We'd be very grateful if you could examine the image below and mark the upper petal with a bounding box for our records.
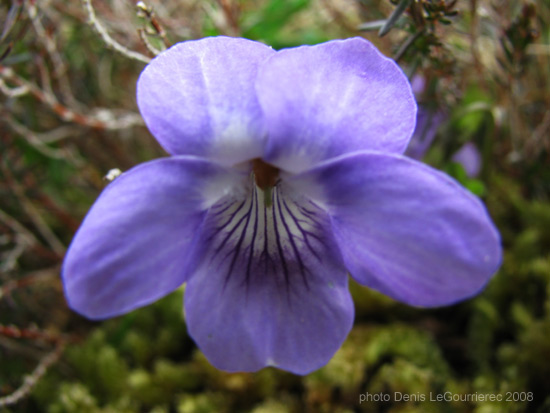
[287,151,502,307]
[256,37,417,173]
[62,157,245,319]
[184,180,353,374]
[137,37,275,165]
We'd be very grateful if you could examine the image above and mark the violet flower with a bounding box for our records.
[405,108,446,160]
[405,75,446,161]
[453,142,482,178]
[62,37,501,375]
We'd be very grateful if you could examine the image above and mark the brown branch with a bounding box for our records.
[0,267,59,300]
[81,0,151,64]
[26,1,80,108]
[1,157,66,257]
[136,1,171,49]
[138,28,162,56]
[0,65,104,128]
[0,325,63,344]
[0,65,144,130]
[0,340,66,407]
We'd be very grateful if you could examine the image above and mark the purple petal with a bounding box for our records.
[256,37,417,172]
[62,157,245,319]
[452,142,482,178]
[288,151,502,307]
[184,181,353,374]
[137,37,274,165]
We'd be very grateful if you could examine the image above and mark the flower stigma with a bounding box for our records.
[252,158,279,207]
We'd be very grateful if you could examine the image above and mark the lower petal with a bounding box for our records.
[62,157,244,319]
[184,181,353,374]
[288,151,502,307]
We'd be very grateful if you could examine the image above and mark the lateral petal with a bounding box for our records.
[288,151,502,307]
[62,157,245,319]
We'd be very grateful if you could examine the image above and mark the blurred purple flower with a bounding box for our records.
[410,74,426,96]
[62,37,501,374]
[406,75,483,175]
[405,108,446,160]
[405,75,446,160]
[453,142,482,177]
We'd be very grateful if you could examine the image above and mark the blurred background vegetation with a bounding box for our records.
[1,0,549,412]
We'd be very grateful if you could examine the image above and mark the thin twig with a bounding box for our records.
[35,53,56,101]
[0,78,29,97]
[1,161,66,256]
[0,65,101,127]
[18,124,80,144]
[394,29,426,62]
[525,109,550,156]
[0,340,66,407]
[82,0,151,64]
[379,0,412,37]
[358,19,388,31]
[0,325,63,343]
[0,234,28,273]
[0,267,58,299]
[26,2,80,108]
[138,28,162,56]
[0,208,39,249]
[136,1,171,49]
[0,335,48,362]
[4,117,71,160]
[0,66,144,130]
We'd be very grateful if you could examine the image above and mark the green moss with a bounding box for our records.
[47,383,98,413]
[250,399,293,413]
[176,393,227,413]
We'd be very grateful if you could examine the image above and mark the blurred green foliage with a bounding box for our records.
[1,0,550,412]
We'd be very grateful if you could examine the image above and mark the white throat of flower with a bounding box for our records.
[199,159,328,294]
